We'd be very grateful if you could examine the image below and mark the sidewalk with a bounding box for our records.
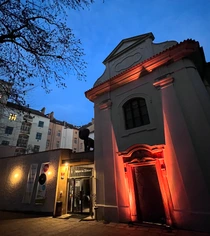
[0,211,209,236]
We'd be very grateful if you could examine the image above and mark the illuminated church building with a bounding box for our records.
[85,33,210,231]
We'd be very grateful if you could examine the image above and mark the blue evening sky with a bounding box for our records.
[26,0,210,126]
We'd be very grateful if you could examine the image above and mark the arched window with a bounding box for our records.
[123,97,150,130]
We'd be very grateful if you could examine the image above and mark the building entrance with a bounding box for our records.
[67,166,92,214]
[68,178,91,213]
[133,164,166,224]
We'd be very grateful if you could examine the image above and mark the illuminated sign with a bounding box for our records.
[70,166,92,178]
[35,162,50,204]
[22,164,38,204]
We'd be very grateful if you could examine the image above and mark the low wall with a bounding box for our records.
[0,150,61,214]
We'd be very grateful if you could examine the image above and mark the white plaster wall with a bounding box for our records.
[109,68,165,152]
[94,99,120,222]
[95,39,153,86]
[0,150,60,213]
[94,39,177,87]
[158,59,210,231]
[60,127,73,149]
[94,62,210,229]
[92,35,210,231]
[170,59,210,191]
[27,115,50,152]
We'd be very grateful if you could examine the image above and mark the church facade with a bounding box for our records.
[85,33,210,232]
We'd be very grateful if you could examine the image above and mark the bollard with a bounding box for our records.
[94,206,98,221]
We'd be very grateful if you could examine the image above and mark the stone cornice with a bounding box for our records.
[85,40,199,102]
[98,99,112,110]
[153,77,174,89]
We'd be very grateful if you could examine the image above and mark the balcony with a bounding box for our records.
[23,115,34,123]
[16,143,27,148]
[20,122,31,135]
[19,129,30,135]
[17,134,29,148]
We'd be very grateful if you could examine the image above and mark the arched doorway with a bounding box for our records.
[120,145,172,225]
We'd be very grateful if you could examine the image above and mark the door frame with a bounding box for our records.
[67,177,92,214]
[125,158,173,225]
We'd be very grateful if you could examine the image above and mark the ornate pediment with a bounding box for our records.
[103,33,154,64]
[118,144,164,164]
[92,34,178,89]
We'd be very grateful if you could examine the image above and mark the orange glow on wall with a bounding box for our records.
[120,144,173,225]
[126,164,137,221]
[9,166,23,187]
[109,125,131,222]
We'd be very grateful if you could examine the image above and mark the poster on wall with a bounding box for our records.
[22,163,38,204]
[35,162,50,205]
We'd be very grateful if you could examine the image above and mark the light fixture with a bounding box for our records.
[14,173,19,178]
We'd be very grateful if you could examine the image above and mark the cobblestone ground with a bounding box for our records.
[0,212,210,236]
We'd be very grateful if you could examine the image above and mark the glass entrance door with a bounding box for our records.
[68,178,91,214]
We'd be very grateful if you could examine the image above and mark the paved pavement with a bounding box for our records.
[0,211,210,236]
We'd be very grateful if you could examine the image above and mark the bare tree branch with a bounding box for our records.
[0,0,100,106]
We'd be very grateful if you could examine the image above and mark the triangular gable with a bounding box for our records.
[103,32,154,64]
[114,40,139,55]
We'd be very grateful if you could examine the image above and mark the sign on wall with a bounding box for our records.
[70,166,92,178]
[22,163,38,204]
[35,162,50,205]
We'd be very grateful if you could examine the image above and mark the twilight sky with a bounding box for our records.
[26,0,210,126]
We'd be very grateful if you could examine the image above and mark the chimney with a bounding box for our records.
[41,107,46,114]
[49,111,54,120]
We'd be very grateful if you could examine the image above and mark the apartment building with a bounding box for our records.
[0,103,23,148]
[60,123,74,149]
[0,79,94,156]
[0,102,50,156]
[45,112,63,150]
[24,107,50,155]
[45,112,80,152]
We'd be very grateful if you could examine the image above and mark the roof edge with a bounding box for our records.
[85,39,199,102]
[102,32,154,64]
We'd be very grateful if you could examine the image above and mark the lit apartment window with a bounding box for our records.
[9,113,17,121]
[1,140,9,145]
[34,145,40,152]
[74,138,77,144]
[56,141,60,148]
[46,140,50,148]
[38,121,44,127]
[48,128,51,135]
[57,130,61,137]
[5,126,13,135]
[36,132,42,140]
